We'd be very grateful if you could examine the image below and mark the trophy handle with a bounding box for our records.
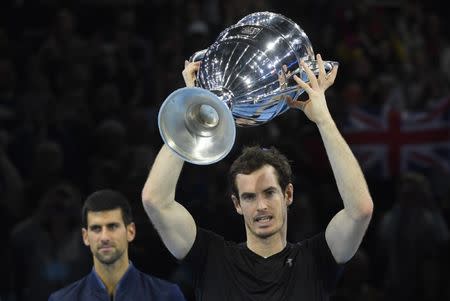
[290,59,339,78]
[189,49,208,63]
[188,49,208,88]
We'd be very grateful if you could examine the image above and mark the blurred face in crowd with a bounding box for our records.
[82,208,135,265]
[232,165,293,241]
[56,9,75,37]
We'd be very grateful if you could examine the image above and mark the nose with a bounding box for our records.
[256,196,268,211]
[99,227,111,243]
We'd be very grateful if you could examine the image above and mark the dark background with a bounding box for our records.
[0,0,449,300]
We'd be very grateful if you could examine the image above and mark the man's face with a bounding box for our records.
[232,165,293,240]
[82,209,135,265]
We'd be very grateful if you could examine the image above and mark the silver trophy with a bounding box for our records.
[158,11,338,165]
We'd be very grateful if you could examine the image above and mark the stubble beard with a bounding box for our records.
[94,247,124,265]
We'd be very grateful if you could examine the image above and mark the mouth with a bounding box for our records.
[254,215,273,224]
[99,246,114,252]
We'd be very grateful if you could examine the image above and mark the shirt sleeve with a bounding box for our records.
[181,227,225,283]
[307,232,345,293]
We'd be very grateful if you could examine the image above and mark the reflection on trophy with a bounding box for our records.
[158,11,338,165]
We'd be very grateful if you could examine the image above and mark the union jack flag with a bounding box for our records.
[341,97,450,179]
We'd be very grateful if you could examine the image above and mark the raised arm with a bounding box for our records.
[292,55,373,264]
[141,61,201,260]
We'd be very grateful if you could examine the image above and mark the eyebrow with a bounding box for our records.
[240,192,256,199]
[240,186,278,198]
[89,222,120,229]
[263,186,278,193]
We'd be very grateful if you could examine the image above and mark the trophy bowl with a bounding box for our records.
[158,11,338,165]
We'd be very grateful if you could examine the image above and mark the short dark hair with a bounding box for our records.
[229,145,292,198]
[81,189,133,228]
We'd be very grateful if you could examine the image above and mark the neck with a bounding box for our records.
[246,226,287,258]
[94,253,130,296]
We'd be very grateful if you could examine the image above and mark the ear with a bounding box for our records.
[127,222,136,242]
[285,183,294,206]
[82,228,90,246]
[232,195,243,215]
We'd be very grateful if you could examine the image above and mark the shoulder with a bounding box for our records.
[186,227,238,258]
[197,227,225,241]
[48,277,88,301]
[293,232,344,272]
[196,227,239,248]
[180,227,240,277]
[294,232,327,249]
[139,270,176,287]
[136,270,183,294]
[289,232,333,260]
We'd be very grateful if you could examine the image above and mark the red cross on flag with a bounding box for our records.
[342,97,450,178]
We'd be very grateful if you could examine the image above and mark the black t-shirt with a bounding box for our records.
[182,228,344,301]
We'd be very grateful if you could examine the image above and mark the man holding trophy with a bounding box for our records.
[142,12,373,300]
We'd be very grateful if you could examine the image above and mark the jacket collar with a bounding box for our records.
[88,261,138,295]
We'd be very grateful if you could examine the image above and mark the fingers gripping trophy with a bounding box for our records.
[158,11,338,165]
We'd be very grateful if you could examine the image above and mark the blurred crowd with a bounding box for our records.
[0,0,449,300]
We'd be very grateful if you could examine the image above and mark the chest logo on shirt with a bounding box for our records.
[286,258,293,267]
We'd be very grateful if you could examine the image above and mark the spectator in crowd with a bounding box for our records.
[10,183,90,301]
[377,172,449,301]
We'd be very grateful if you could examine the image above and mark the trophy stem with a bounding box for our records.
[158,87,236,165]
[185,104,220,137]
[199,104,219,127]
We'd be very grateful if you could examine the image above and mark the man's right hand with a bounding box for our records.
[182,60,201,87]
